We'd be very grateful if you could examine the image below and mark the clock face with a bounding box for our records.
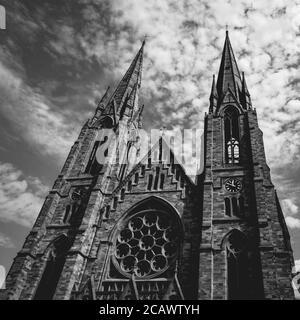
[224,178,242,193]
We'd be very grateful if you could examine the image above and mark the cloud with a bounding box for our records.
[0,232,14,249]
[0,162,47,227]
[0,59,76,161]
[285,216,300,229]
[282,199,299,216]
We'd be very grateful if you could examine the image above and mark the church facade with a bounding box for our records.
[3,32,295,300]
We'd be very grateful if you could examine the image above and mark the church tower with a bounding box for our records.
[198,31,294,299]
[2,32,295,300]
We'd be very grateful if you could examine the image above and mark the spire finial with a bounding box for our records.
[143,34,149,46]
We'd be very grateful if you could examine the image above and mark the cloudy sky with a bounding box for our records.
[0,0,300,284]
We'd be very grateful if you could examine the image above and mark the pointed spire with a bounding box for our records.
[112,40,144,111]
[100,41,144,123]
[209,74,218,113]
[241,71,252,109]
[216,31,242,102]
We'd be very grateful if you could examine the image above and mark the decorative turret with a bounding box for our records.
[241,72,252,110]
[209,74,218,114]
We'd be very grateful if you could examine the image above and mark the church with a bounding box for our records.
[2,32,295,300]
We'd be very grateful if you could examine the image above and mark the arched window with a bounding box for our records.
[224,106,240,164]
[101,197,184,300]
[224,197,243,218]
[34,236,71,300]
[224,230,249,300]
[112,198,183,280]
[100,116,113,129]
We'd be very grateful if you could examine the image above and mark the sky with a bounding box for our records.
[0,0,300,288]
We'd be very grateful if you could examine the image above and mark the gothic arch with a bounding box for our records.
[220,228,248,250]
[219,104,242,117]
[110,196,183,235]
[222,105,241,164]
[101,116,114,128]
[42,233,70,255]
[34,234,71,300]
[221,229,250,300]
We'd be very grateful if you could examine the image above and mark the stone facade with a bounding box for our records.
[2,33,295,300]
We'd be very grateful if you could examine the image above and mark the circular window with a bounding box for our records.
[113,209,181,279]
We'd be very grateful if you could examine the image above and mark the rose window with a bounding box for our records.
[113,210,181,278]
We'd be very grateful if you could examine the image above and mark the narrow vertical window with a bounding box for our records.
[141,165,145,176]
[175,168,180,181]
[171,161,175,174]
[170,152,174,167]
[147,174,153,190]
[86,141,100,173]
[160,174,165,190]
[63,205,71,223]
[239,197,245,216]
[104,205,110,219]
[113,197,118,210]
[120,188,125,201]
[134,172,139,184]
[153,167,160,190]
[180,176,184,189]
[170,137,175,167]
[147,156,151,168]
[225,198,231,217]
[232,197,238,217]
[159,137,163,163]
[127,180,132,192]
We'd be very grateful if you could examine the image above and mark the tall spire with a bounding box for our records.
[101,41,145,120]
[216,31,242,101]
[111,40,144,112]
